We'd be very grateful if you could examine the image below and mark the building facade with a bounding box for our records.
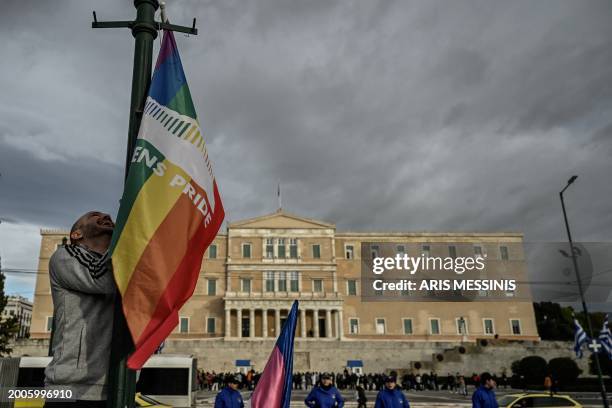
[2,295,33,339]
[30,210,539,371]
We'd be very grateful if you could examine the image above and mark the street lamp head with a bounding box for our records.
[560,175,578,194]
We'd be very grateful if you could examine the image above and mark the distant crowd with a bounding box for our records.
[210,370,504,408]
[196,368,511,393]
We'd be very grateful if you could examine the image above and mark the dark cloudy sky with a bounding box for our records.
[1,0,612,300]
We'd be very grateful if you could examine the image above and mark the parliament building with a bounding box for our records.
[30,210,539,373]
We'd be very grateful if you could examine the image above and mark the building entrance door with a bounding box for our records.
[242,317,250,337]
[318,317,326,338]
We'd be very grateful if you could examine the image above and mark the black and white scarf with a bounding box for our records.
[64,244,110,279]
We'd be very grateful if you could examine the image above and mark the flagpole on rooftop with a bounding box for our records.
[278,182,282,211]
[92,2,198,407]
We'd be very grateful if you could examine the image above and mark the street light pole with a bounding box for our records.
[559,175,609,408]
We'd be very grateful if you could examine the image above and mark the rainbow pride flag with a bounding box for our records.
[251,301,298,408]
[110,30,224,369]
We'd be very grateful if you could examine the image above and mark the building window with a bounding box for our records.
[289,272,299,292]
[349,318,359,334]
[396,245,406,255]
[474,245,483,256]
[371,245,379,258]
[403,318,413,335]
[208,244,217,259]
[313,279,323,293]
[46,316,53,332]
[179,317,189,333]
[207,279,217,296]
[345,245,354,259]
[422,245,430,256]
[289,239,298,258]
[265,272,275,292]
[277,238,286,258]
[449,245,457,258]
[500,246,509,261]
[312,244,321,259]
[483,319,495,335]
[347,280,357,296]
[242,243,252,259]
[375,318,386,334]
[278,271,287,292]
[456,317,469,335]
[429,318,441,335]
[207,317,216,334]
[265,239,274,258]
[510,319,522,335]
[241,278,251,293]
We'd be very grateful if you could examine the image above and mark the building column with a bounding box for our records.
[300,308,306,338]
[326,309,332,338]
[313,309,320,338]
[337,309,344,339]
[332,270,338,293]
[275,308,281,336]
[237,308,242,338]
[225,308,231,337]
[262,309,268,338]
[249,309,255,338]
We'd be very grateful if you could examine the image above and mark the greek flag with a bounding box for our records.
[597,314,612,359]
[574,319,589,358]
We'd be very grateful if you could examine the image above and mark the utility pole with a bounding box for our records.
[92,2,197,407]
[560,175,609,408]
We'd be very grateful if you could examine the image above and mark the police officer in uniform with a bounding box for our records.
[374,375,410,408]
[305,373,345,407]
[214,375,244,408]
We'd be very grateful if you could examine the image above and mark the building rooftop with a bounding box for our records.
[40,210,523,237]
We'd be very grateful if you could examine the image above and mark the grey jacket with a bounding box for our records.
[44,244,116,400]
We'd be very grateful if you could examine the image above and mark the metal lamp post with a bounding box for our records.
[559,175,609,408]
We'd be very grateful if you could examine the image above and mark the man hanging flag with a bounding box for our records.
[110,30,224,369]
[573,317,589,358]
[251,301,299,408]
[598,314,612,359]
